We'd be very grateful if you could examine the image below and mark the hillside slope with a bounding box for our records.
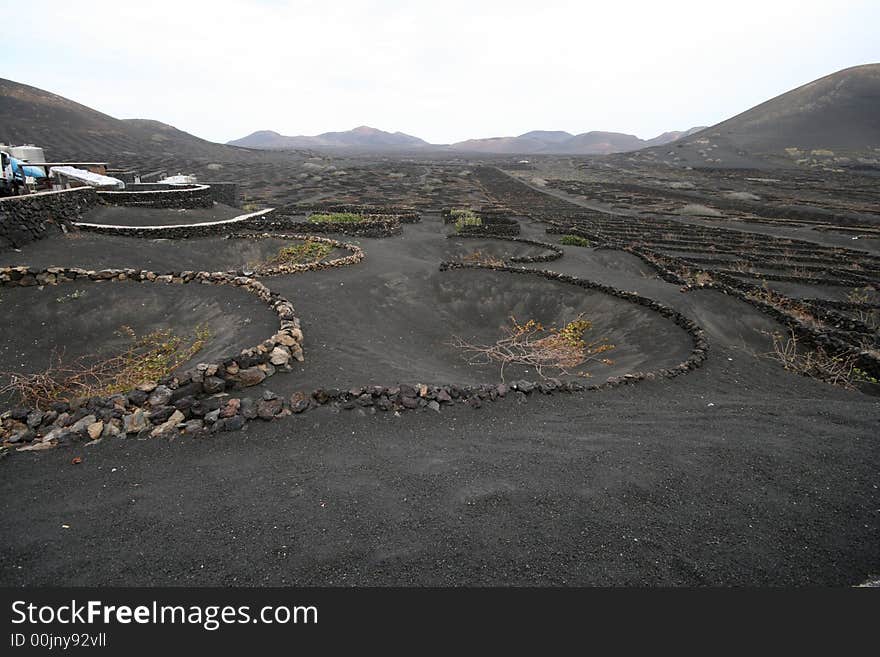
[0,78,249,162]
[630,64,880,168]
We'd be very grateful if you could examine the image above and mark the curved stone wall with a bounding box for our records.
[97,183,214,209]
[223,233,365,276]
[0,188,100,250]
[448,234,563,263]
[2,215,714,452]
[0,235,365,447]
[296,203,421,223]
[75,208,276,237]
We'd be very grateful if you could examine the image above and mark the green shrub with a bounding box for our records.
[452,209,482,231]
[308,212,368,224]
[559,235,591,247]
[250,241,333,272]
[853,367,879,384]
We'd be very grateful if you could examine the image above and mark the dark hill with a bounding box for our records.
[706,63,880,153]
[0,78,249,162]
[553,131,644,154]
[630,64,880,168]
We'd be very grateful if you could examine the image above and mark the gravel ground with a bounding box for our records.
[0,199,877,587]
[81,203,244,227]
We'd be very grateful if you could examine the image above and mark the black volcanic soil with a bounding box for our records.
[267,221,693,393]
[442,235,553,262]
[0,280,277,399]
[1,156,878,587]
[0,231,341,273]
[0,355,876,586]
[81,204,245,227]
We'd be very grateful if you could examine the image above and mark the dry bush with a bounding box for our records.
[747,285,820,327]
[763,329,873,389]
[676,267,713,287]
[846,285,880,305]
[788,265,813,279]
[728,260,753,274]
[691,271,714,287]
[857,308,880,331]
[0,325,211,409]
[452,314,615,381]
[847,287,880,330]
[460,250,505,267]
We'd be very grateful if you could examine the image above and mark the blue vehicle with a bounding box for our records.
[0,149,17,196]
[1,151,46,196]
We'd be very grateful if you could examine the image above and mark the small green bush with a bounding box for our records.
[257,241,333,269]
[452,209,482,231]
[559,235,591,247]
[56,289,87,303]
[853,367,879,384]
[308,212,368,224]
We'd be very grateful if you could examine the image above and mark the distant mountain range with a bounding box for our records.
[449,128,705,154]
[2,63,878,166]
[228,125,430,150]
[228,125,706,154]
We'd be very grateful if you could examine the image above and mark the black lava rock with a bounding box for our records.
[202,376,226,394]
[127,389,149,406]
[173,396,196,412]
[171,382,203,402]
[219,415,246,432]
[257,398,283,420]
[240,397,258,420]
[148,406,177,424]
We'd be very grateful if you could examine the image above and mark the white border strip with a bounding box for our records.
[74,207,275,230]
[96,183,211,195]
[0,187,95,202]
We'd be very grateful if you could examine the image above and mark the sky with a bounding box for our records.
[1,0,878,144]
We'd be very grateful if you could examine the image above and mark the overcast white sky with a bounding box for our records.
[2,0,878,144]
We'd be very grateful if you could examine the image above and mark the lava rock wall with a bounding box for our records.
[204,182,240,208]
[0,188,100,251]
[97,184,214,209]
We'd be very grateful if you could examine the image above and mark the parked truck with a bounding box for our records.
[0,144,47,196]
[0,147,20,196]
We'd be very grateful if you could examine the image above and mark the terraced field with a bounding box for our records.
[1,157,878,587]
